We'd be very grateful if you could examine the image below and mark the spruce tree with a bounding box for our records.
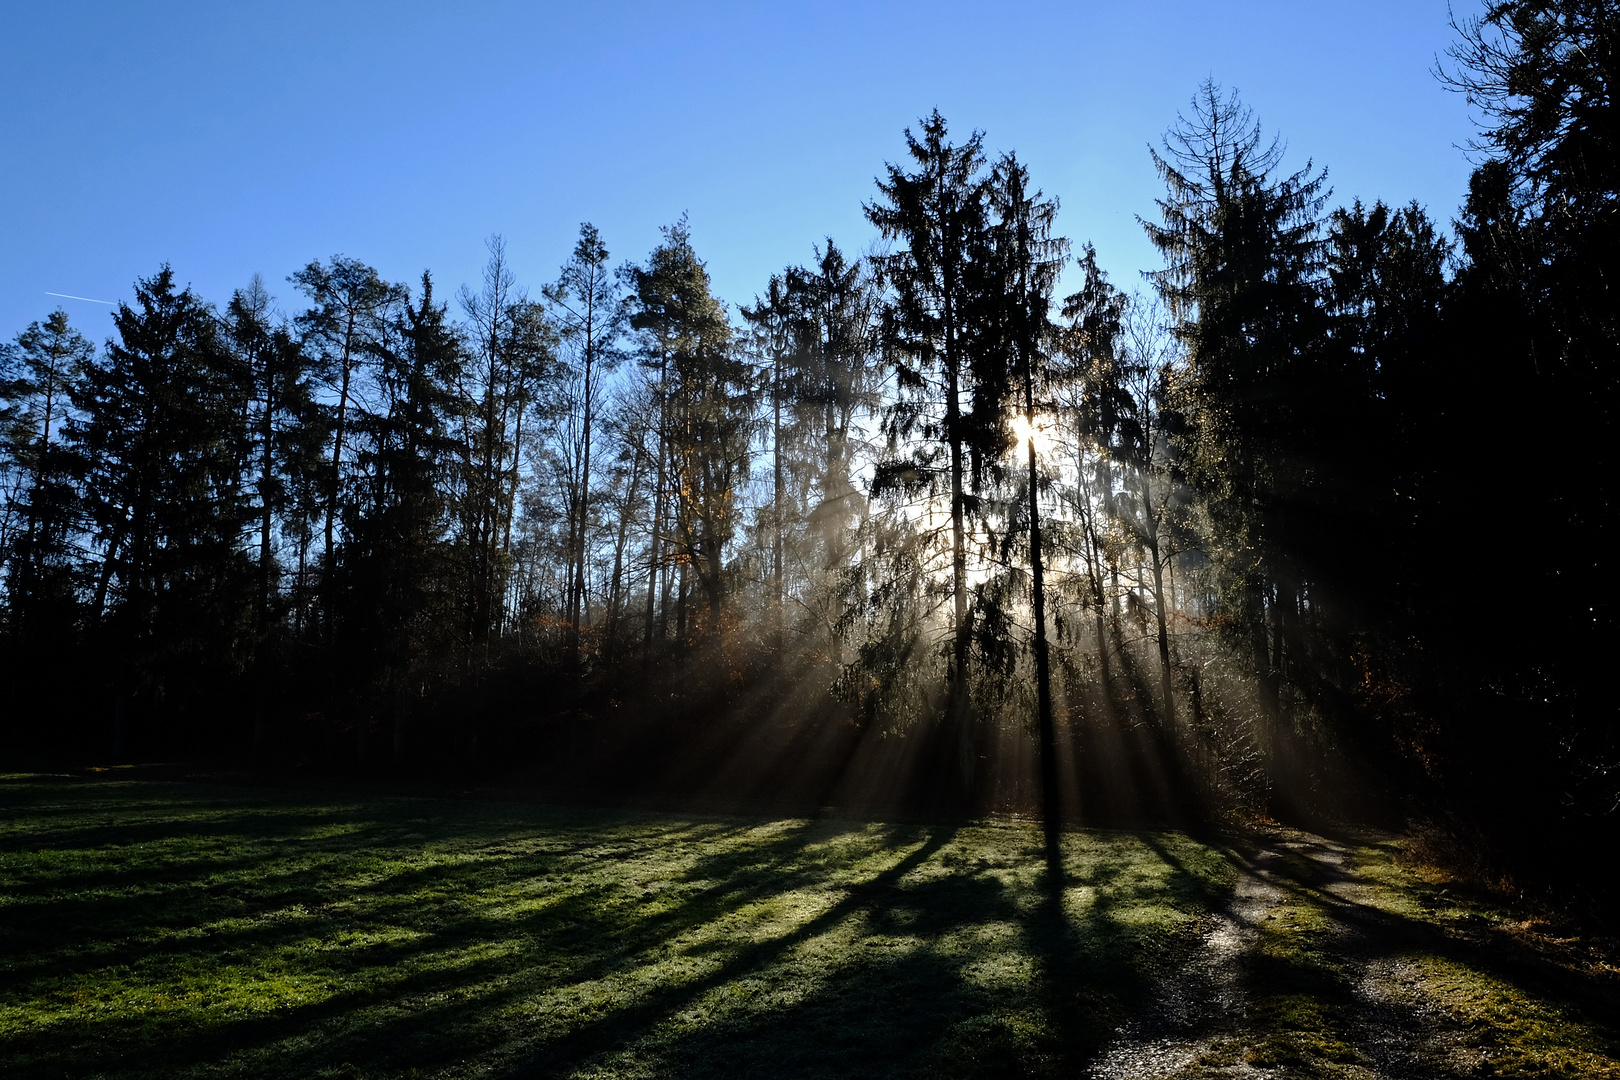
[75,267,254,749]
[1143,82,1329,721]
[628,219,748,640]
[2,311,92,641]
[332,272,462,756]
[741,240,880,648]
[865,112,997,800]
[224,277,322,641]
[983,153,1068,818]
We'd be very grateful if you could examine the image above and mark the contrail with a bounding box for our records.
[45,291,115,305]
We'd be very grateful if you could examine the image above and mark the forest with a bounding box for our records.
[0,2,1614,917]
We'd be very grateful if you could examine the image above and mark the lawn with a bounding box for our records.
[6,772,1615,1078]
[0,771,1232,1079]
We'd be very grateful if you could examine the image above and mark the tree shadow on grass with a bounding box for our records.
[501,826,958,1079]
[2,779,1244,1080]
[3,792,898,1077]
[1236,832,1620,1023]
[1207,832,1620,1076]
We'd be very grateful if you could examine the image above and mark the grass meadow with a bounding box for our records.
[0,771,1231,1078]
[3,771,1616,1078]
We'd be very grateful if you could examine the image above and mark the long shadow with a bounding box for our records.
[3,800,817,1015]
[1137,830,1245,911]
[3,798,943,1080]
[33,780,1593,1080]
[502,825,957,1077]
[0,798,640,969]
[1030,793,1090,1071]
[595,869,1021,1079]
[1219,831,1620,1072]
[4,812,836,993]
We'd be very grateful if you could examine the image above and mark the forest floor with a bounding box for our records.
[1,770,1617,1079]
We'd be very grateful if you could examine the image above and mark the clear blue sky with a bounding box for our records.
[1,1,1481,343]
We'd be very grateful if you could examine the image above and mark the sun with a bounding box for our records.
[1011,412,1054,458]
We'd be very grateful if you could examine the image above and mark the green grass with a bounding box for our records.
[1214,833,1620,1079]
[1349,837,1620,1078]
[0,772,1234,1079]
[12,774,1613,1079]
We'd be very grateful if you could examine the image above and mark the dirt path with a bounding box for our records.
[1089,844,1289,1079]
[1087,830,1619,1079]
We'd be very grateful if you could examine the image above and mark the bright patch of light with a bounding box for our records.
[1011,413,1054,458]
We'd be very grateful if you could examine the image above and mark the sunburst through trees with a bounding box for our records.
[3,6,1617,910]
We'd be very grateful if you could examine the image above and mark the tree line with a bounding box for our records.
[2,0,1613,901]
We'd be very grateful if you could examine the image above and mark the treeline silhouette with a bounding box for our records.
[1,4,1613,905]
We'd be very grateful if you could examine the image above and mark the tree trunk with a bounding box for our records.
[1085,507,1113,692]
[322,313,357,633]
[946,339,973,801]
[645,352,669,654]
[772,350,784,643]
[676,559,689,644]
[1149,536,1174,727]
[1139,469,1174,727]
[259,361,277,633]
[1025,371,1059,828]
[570,319,596,671]
[607,444,643,651]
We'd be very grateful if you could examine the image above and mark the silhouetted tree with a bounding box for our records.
[75,267,254,750]
[983,153,1068,815]
[332,272,464,759]
[866,111,998,797]
[545,224,626,668]
[457,236,555,650]
[2,311,92,641]
[224,277,323,641]
[1059,247,1130,696]
[290,256,405,635]
[1425,0,1620,858]
[1144,81,1329,723]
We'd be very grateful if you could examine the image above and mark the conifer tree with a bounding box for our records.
[75,267,254,746]
[628,219,748,641]
[1143,82,1329,719]
[224,277,322,639]
[741,240,880,647]
[740,273,796,632]
[983,153,1068,815]
[865,112,997,798]
[333,271,462,747]
[2,311,92,640]
[791,243,882,576]
[1060,249,1130,696]
[1112,294,1189,727]
[1430,0,1619,841]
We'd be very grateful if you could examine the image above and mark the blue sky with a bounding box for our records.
[1,1,1481,343]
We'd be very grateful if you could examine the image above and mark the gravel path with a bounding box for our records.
[1087,831,1484,1080]
[1088,845,1286,1079]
